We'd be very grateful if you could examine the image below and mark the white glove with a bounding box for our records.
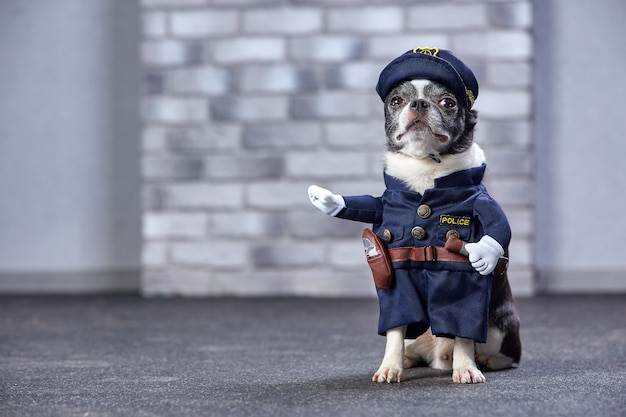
[307,185,345,216]
[464,235,505,276]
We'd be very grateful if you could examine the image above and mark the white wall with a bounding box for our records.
[0,0,141,291]
[534,0,626,291]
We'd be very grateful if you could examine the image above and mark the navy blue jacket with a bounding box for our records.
[338,164,510,259]
[336,164,511,341]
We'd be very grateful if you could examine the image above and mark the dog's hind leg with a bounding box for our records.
[404,328,436,368]
[373,325,406,383]
[475,327,515,371]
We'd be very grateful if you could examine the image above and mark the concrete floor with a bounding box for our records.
[1,294,625,417]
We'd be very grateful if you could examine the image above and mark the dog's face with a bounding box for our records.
[384,80,477,162]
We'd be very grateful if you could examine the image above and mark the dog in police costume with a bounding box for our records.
[308,47,521,384]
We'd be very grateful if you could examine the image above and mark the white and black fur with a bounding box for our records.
[372,79,521,384]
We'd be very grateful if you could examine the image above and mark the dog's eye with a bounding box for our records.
[440,97,457,109]
[390,96,405,107]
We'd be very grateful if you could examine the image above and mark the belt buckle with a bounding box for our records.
[423,246,437,262]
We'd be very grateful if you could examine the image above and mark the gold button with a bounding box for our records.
[381,229,392,242]
[411,226,426,240]
[446,229,460,240]
[417,204,432,219]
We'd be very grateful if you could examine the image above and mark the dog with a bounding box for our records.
[308,48,521,384]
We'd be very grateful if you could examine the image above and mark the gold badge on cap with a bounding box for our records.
[413,47,440,56]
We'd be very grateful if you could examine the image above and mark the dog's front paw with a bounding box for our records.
[373,362,404,383]
[452,365,485,384]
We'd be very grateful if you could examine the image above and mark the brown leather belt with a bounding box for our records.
[387,245,508,275]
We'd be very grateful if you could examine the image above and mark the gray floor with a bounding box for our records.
[1,294,625,417]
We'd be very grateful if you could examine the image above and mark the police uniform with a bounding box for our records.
[337,164,511,343]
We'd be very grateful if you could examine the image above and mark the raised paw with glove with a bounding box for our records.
[307,185,346,217]
[463,235,505,276]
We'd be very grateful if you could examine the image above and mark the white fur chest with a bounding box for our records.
[383,143,486,194]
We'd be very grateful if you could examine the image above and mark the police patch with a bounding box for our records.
[440,215,470,227]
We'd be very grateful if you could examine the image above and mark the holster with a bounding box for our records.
[362,228,394,289]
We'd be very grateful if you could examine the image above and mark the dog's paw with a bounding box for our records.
[452,365,486,384]
[373,363,404,383]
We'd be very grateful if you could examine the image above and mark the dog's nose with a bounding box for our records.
[410,99,429,110]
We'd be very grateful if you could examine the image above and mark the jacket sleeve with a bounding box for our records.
[473,192,511,250]
[336,195,384,225]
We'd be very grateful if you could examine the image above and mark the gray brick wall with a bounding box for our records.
[140,0,535,297]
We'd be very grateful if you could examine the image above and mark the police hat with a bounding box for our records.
[375,47,479,109]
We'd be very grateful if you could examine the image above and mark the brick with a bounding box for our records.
[142,126,168,153]
[291,0,362,4]
[186,43,206,65]
[141,0,207,6]
[507,267,534,297]
[487,61,531,88]
[475,89,531,118]
[290,36,365,62]
[327,179,386,198]
[211,270,316,296]
[163,183,243,209]
[143,269,215,298]
[142,185,165,210]
[143,212,208,239]
[171,241,247,269]
[453,31,532,59]
[290,92,372,119]
[252,243,325,268]
[142,97,208,123]
[289,269,375,297]
[366,152,386,178]
[213,212,284,238]
[327,7,403,33]
[213,38,286,63]
[369,35,450,59]
[407,4,488,31]
[325,62,382,91]
[169,66,232,95]
[206,155,284,180]
[324,121,385,149]
[211,96,288,122]
[508,237,533,267]
[477,120,531,147]
[167,125,242,153]
[243,123,321,150]
[287,211,364,239]
[142,156,205,180]
[243,8,322,34]
[142,11,167,37]
[286,152,369,179]
[485,148,532,176]
[247,181,314,209]
[143,71,165,94]
[142,241,168,267]
[484,178,532,207]
[171,10,238,37]
[488,2,533,29]
[141,270,172,297]
[213,0,281,5]
[463,59,487,87]
[505,208,533,237]
[141,40,199,66]
[329,240,366,269]
[239,65,317,93]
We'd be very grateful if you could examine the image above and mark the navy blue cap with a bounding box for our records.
[376,47,479,108]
